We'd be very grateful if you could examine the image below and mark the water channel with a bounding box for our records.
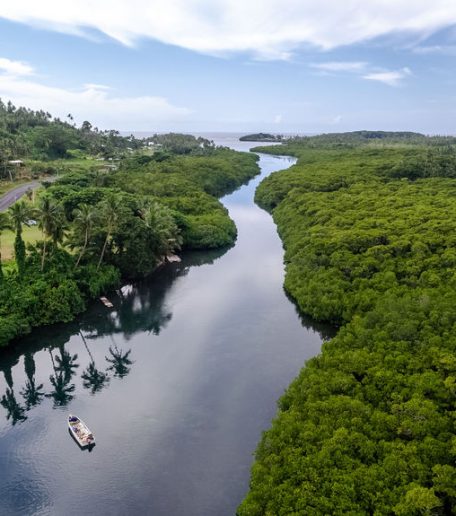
[0,136,332,515]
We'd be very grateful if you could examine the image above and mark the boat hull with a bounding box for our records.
[68,415,95,448]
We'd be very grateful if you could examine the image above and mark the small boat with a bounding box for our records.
[166,254,181,263]
[68,414,95,448]
[100,296,114,308]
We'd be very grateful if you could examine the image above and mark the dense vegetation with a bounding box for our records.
[240,132,456,515]
[240,133,284,142]
[0,98,142,167]
[0,101,259,348]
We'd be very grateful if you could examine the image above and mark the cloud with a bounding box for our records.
[0,57,34,76]
[0,63,191,130]
[311,61,367,72]
[412,45,456,55]
[1,1,456,59]
[363,67,412,86]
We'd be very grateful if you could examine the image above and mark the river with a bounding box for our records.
[0,135,332,516]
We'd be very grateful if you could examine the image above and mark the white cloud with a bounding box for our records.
[1,1,456,59]
[0,57,34,76]
[0,66,191,130]
[363,67,412,86]
[412,45,456,55]
[311,61,367,72]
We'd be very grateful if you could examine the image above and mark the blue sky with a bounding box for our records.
[0,1,456,133]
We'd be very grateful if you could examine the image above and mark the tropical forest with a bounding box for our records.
[0,99,259,346]
[239,132,456,515]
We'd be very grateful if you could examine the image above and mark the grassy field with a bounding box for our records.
[0,225,42,260]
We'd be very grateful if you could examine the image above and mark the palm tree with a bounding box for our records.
[97,196,119,270]
[72,204,98,267]
[35,197,65,271]
[8,201,32,275]
[141,201,182,259]
[0,212,12,281]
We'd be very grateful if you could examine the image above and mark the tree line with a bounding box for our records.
[0,103,260,347]
[240,133,456,515]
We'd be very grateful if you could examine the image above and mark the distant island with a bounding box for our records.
[239,133,284,142]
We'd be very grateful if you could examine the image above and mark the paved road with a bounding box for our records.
[0,177,58,212]
[0,181,39,212]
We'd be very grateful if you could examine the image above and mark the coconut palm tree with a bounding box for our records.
[0,212,12,281]
[35,197,65,271]
[72,204,98,267]
[97,196,119,270]
[140,201,182,259]
[8,201,32,275]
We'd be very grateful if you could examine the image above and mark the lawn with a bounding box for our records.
[1,225,42,260]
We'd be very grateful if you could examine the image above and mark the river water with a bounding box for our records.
[0,136,331,516]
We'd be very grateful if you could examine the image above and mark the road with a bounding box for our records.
[0,178,58,212]
[0,181,39,212]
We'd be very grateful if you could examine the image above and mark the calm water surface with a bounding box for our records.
[0,136,332,515]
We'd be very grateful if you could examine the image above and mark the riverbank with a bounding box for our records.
[0,146,328,516]
[0,145,260,348]
[239,133,456,514]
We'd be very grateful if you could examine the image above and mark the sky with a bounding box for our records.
[0,1,456,134]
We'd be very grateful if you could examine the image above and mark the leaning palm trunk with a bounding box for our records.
[97,232,110,270]
[41,237,47,272]
[75,228,89,268]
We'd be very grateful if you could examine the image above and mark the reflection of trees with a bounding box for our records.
[54,346,79,382]
[106,343,133,378]
[20,352,45,409]
[1,359,27,424]
[285,291,338,342]
[80,331,109,394]
[1,389,26,425]
[0,246,230,423]
[47,349,75,407]
[82,248,229,341]
[82,363,109,393]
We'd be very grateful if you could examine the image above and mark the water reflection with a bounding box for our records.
[105,343,133,379]
[1,388,26,425]
[1,356,27,425]
[0,247,230,426]
[0,150,335,516]
[80,331,110,394]
[20,352,45,409]
[48,348,76,407]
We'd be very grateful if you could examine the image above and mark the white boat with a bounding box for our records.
[68,414,95,448]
